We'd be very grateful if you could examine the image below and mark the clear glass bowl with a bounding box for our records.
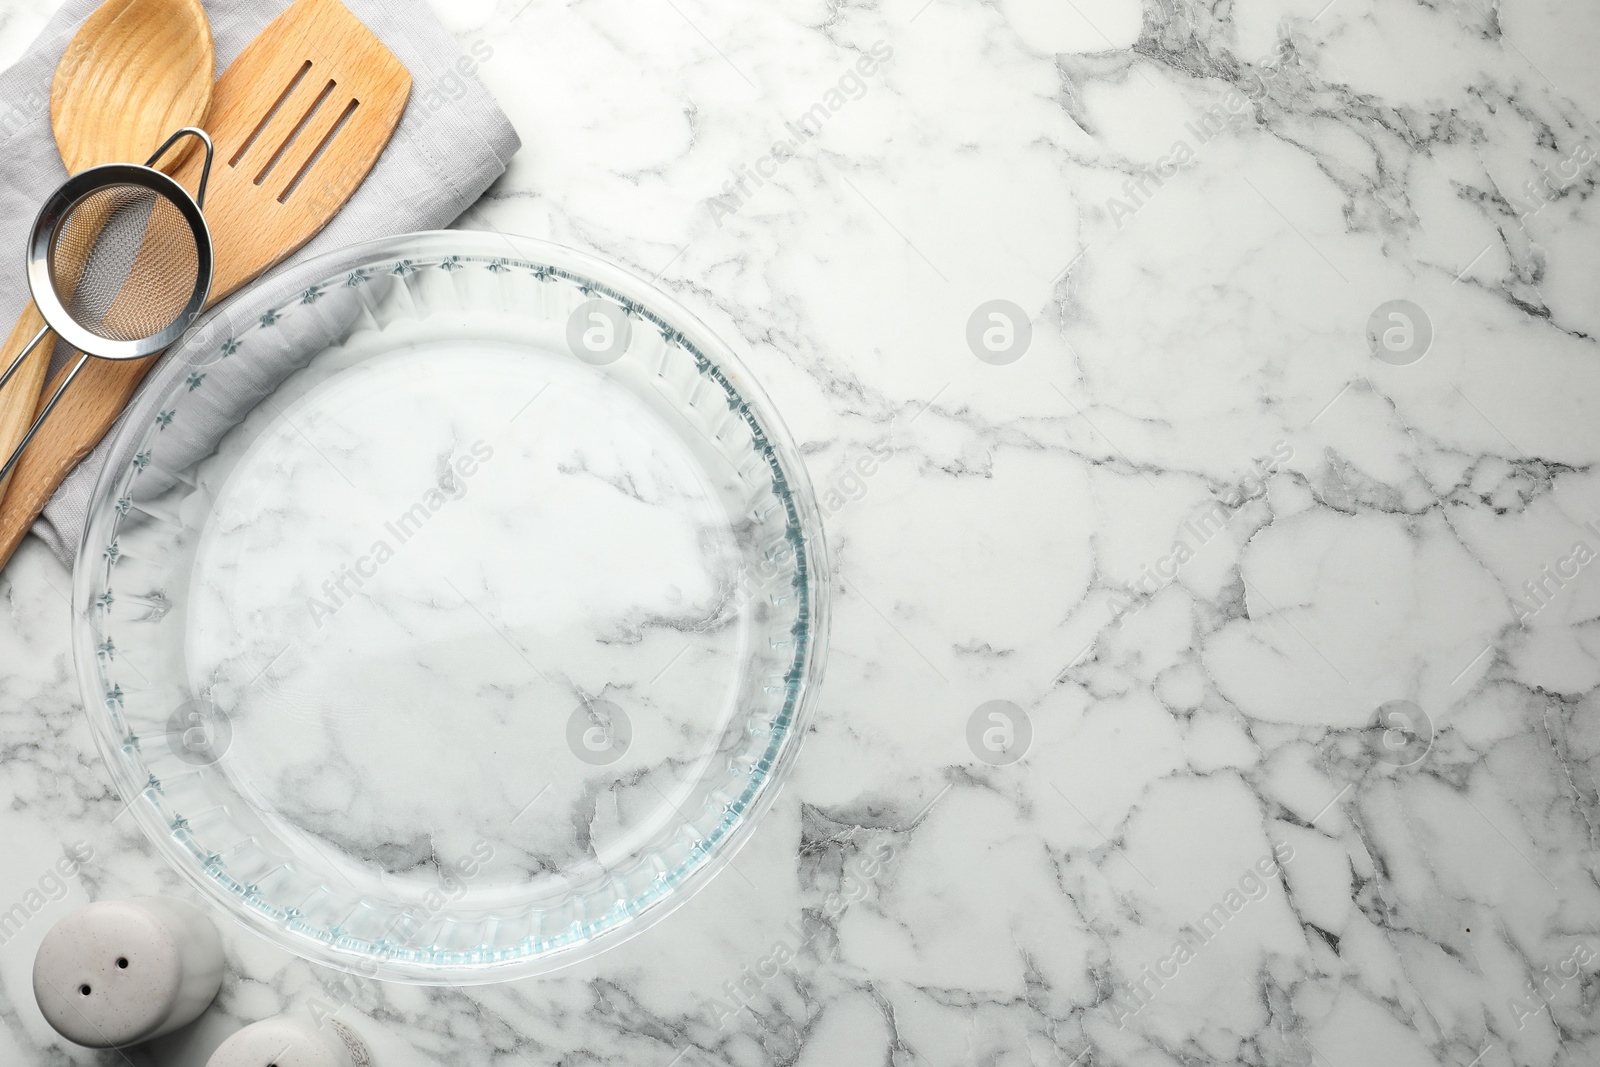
[73,232,828,983]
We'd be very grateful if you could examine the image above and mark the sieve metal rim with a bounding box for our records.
[26,162,213,361]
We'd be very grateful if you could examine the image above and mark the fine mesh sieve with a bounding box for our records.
[0,127,214,483]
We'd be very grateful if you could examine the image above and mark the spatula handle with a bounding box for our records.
[0,352,154,568]
[0,303,54,503]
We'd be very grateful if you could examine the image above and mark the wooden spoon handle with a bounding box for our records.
[0,351,153,566]
[0,303,53,502]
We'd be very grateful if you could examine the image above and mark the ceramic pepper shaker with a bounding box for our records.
[33,896,224,1047]
[207,1014,371,1067]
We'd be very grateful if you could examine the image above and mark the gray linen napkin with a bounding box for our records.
[0,0,520,563]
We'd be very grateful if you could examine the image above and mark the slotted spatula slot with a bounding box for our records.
[255,78,337,187]
[230,59,311,167]
[278,97,360,204]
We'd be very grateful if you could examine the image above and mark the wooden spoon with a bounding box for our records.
[0,0,411,569]
[0,0,213,499]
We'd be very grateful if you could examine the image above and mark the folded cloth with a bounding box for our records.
[0,0,520,563]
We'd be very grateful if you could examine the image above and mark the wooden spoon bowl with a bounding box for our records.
[51,0,215,174]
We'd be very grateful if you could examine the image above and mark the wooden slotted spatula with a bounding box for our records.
[0,0,410,568]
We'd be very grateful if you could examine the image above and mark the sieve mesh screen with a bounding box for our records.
[50,184,200,343]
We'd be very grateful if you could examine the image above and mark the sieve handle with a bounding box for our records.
[145,126,214,208]
[0,324,48,393]
[0,353,88,487]
[0,305,54,498]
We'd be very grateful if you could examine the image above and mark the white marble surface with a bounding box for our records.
[2,0,1599,1063]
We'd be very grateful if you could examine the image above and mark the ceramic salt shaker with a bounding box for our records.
[33,896,224,1047]
[207,1014,371,1067]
